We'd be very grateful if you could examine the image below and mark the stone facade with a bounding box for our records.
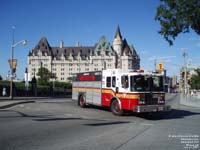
[27,26,140,82]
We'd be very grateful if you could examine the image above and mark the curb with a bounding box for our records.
[0,96,72,101]
[0,101,35,109]
[180,101,200,108]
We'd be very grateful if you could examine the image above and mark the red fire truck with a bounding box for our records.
[72,69,170,115]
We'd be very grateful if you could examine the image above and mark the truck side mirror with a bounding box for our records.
[116,87,119,93]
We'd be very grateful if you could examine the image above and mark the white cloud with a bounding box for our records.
[196,43,200,47]
[139,50,150,56]
[188,37,200,41]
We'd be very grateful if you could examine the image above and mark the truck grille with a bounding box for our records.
[145,93,158,105]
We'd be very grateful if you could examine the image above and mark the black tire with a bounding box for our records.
[110,99,124,116]
[78,94,86,108]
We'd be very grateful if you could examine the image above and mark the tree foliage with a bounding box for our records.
[37,67,51,85]
[54,81,72,89]
[190,68,200,90]
[155,0,200,45]
[67,77,72,82]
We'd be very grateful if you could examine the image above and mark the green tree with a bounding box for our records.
[190,68,200,90]
[155,0,200,45]
[0,75,2,80]
[37,67,51,85]
[67,77,72,82]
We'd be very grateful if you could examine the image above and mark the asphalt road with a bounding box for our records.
[0,94,200,150]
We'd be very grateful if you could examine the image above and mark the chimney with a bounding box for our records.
[60,40,64,48]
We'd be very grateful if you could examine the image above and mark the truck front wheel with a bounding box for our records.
[110,99,124,116]
[78,95,86,108]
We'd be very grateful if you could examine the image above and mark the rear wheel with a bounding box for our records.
[110,99,124,116]
[78,94,86,108]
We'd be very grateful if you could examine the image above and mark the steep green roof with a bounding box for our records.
[94,36,114,55]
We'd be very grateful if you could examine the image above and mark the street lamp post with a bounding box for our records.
[183,51,188,95]
[181,48,188,95]
[10,27,27,99]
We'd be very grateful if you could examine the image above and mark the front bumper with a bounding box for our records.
[133,105,171,113]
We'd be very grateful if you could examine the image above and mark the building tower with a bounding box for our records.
[113,25,123,68]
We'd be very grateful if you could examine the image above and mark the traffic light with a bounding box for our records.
[157,62,163,71]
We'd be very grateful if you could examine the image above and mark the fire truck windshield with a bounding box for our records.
[130,75,164,92]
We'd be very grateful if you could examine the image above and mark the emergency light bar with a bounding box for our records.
[130,69,144,73]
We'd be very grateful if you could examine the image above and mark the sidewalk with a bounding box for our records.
[0,98,35,109]
[1,94,200,109]
[180,94,200,108]
[0,96,51,101]
[0,96,57,109]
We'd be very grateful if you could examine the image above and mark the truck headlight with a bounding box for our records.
[139,94,145,105]
[158,94,165,104]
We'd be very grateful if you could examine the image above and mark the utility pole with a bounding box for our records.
[9,26,27,99]
[10,26,15,99]
[182,50,188,95]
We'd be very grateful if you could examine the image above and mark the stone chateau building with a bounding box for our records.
[27,26,140,82]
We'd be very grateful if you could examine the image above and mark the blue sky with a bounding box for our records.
[0,0,199,80]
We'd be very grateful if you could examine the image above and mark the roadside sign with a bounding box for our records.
[8,59,17,73]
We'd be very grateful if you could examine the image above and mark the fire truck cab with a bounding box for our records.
[72,69,170,115]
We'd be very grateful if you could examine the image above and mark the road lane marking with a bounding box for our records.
[140,123,153,126]
[65,113,73,116]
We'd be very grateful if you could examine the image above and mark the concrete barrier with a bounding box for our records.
[180,94,200,108]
